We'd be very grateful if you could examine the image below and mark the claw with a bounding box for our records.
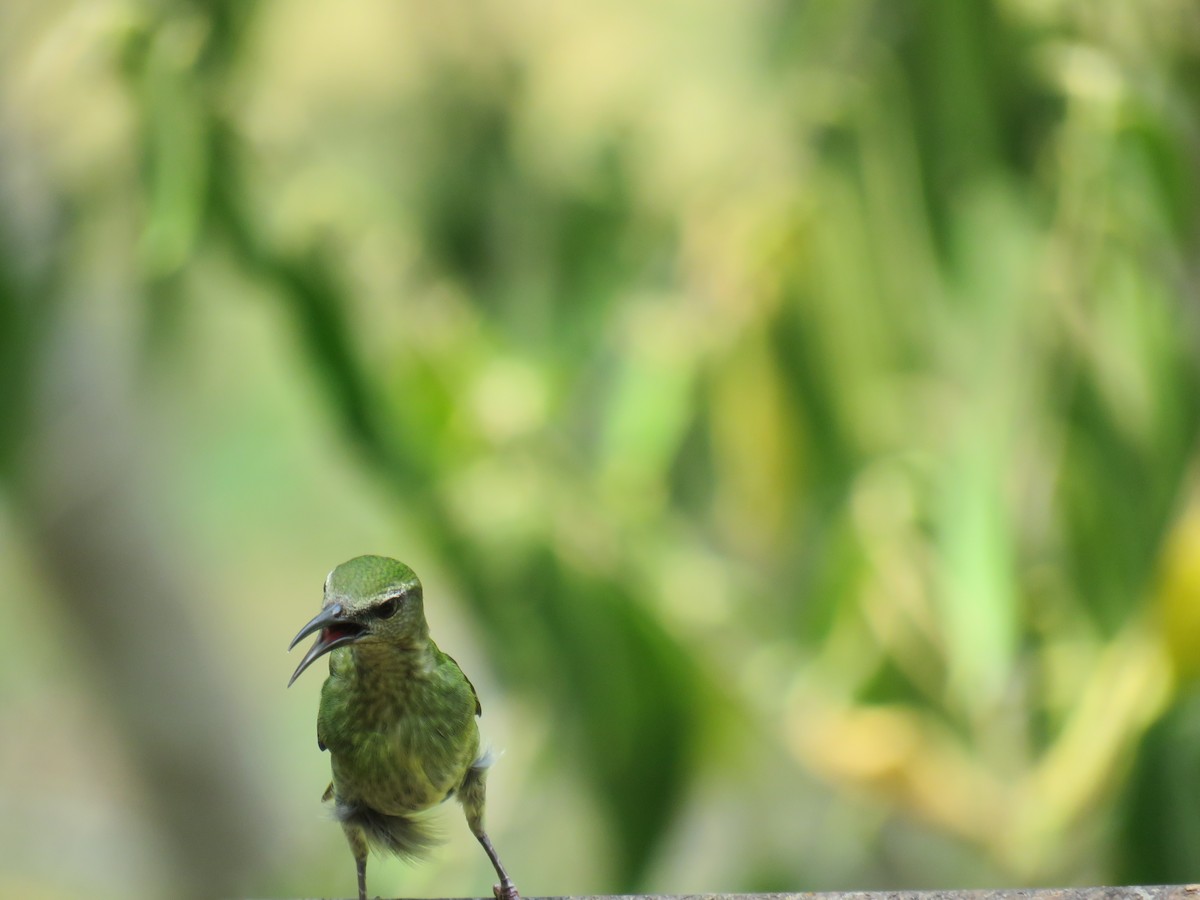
[493,882,520,900]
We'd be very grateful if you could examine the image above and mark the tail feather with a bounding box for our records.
[335,801,440,861]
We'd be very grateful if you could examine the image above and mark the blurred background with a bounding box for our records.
[2,1,1199,898]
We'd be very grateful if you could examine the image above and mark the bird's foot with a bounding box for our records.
[493,880,520,900]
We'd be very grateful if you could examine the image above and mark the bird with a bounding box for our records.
[288,554,520,900]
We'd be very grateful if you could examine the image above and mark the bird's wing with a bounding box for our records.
[443,651,482,717]
[317,672,334,751]
[315,655,357,753]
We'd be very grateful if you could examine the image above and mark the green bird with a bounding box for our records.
[288,555,520,900]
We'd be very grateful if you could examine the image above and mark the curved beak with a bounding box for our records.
[287,603,364,686]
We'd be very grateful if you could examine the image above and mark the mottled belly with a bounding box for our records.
[331,730,467,815]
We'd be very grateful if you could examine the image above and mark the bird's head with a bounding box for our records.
[287,555,427,686]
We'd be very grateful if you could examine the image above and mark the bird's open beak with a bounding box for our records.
[287,603,365,686]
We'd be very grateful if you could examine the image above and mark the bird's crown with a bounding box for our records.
[325,555,422,612]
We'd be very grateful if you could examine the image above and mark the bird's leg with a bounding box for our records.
[460,764,520,900]
[475,828,520,900]
[343,821,370,900]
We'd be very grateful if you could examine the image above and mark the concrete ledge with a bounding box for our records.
[293,889,1200,900]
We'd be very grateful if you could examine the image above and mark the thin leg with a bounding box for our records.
[459,764,519,900]
[343,821,369,900]
[475,829,519,900]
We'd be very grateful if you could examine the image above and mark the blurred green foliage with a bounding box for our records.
[2,1,1199,898]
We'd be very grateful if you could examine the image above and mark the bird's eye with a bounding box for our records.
[374,595,402,619]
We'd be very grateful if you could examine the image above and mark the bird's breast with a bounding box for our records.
[329,714,477,815]
[322,679,479,815]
